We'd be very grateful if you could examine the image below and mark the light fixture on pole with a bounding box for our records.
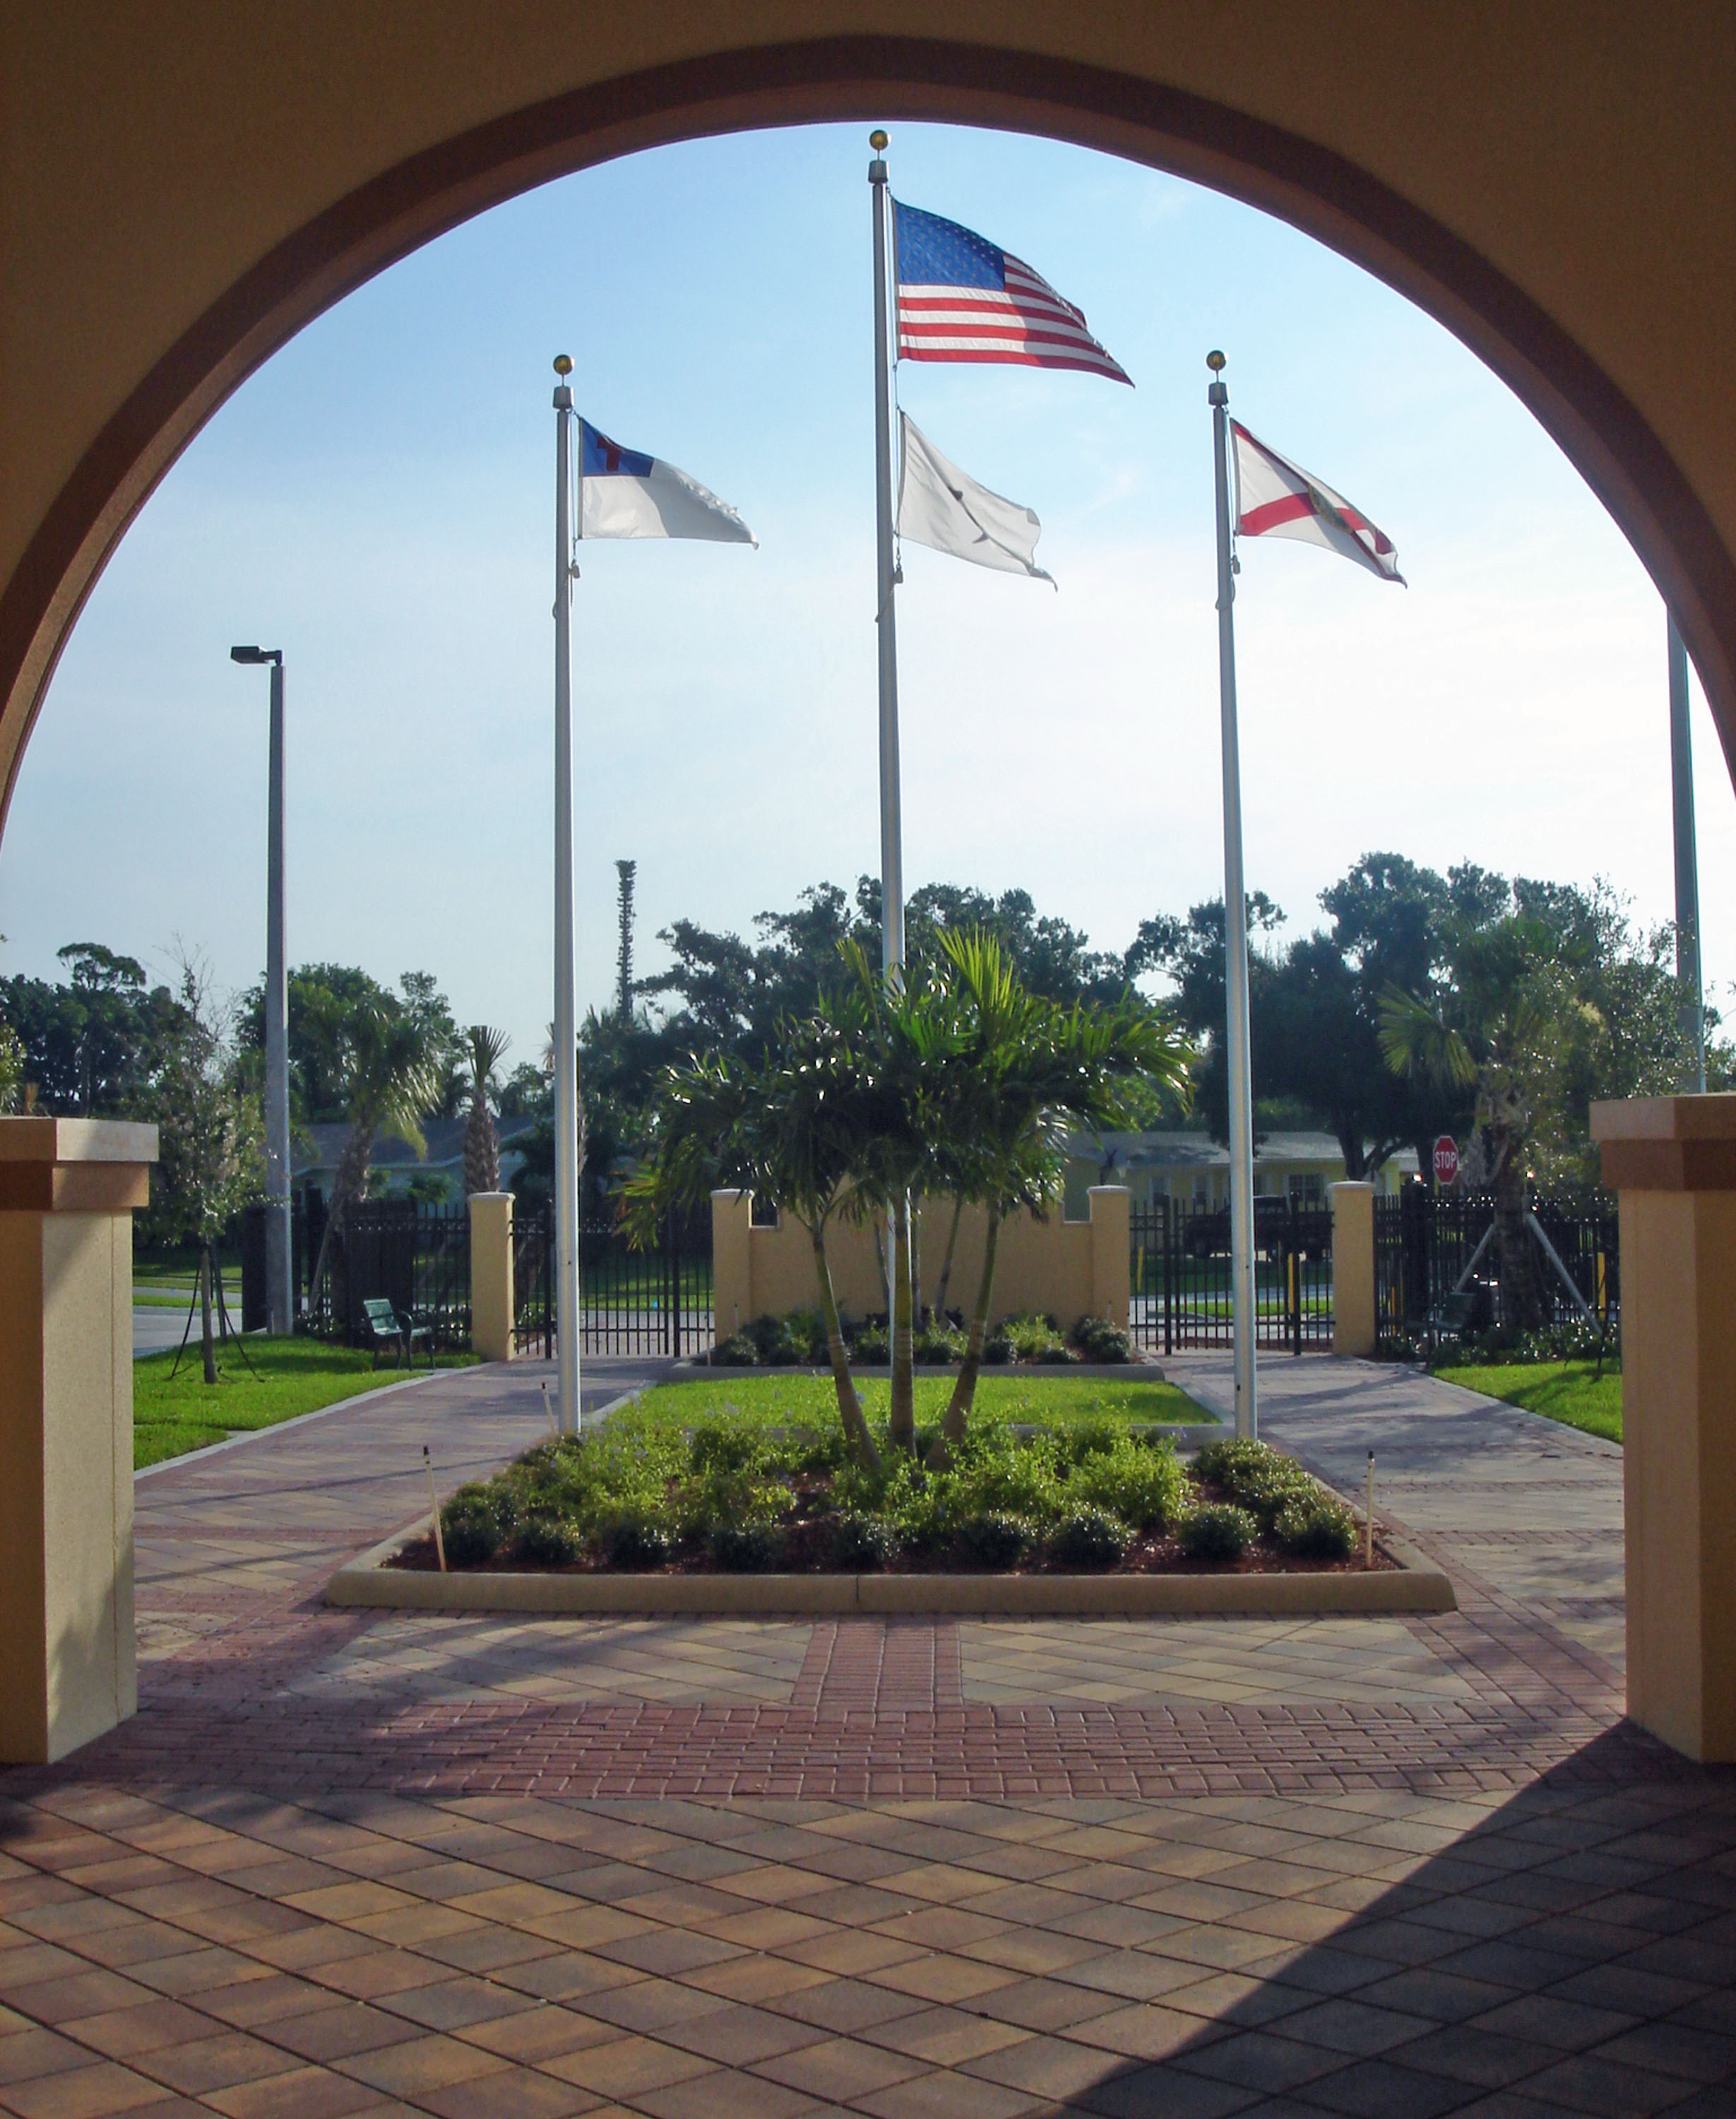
[230,644,292,1337]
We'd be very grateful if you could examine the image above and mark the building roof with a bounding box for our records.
[292,1113,537,1182]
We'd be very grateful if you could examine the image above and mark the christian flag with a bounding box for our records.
[579,420,756,544]
[893,200,1131,384]
[1232,422,1403,584]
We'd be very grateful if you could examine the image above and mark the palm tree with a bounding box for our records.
[462,1026,510,1195]
[308,1003,443,1322]
[628,1030,880,1469]
[926,930,1193,1449]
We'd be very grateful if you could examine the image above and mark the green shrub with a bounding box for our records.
[951,1435,1064,1526]
[515,1512,582,1565]
[688,1417,761,1476]
[708,1333,759,1367]
[877,1457,953,1550]
[598,1514,670,1569]
[829,1512,898,1571]
[1178,1504,1255,1562]
[852,1322,891,1364]
[707,1520,785,1572]
[980,1329,1014,1365]
[440,1485,508,1566]
[1047,1507,1131,1568]
[1001,1312,1069,1363]
[1069,1438,1183,1531]
[913,1319,966,1363]
[1070,1315,1133,1364]
[1273,1494,1358,1560]
[1057,1418,1120,1466]
[1193,1438,1316,1525]
[958,1512,1033,1568]
[744,1312,821,1366]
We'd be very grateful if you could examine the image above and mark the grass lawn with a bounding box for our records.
[632,1372,1211,1432]
[133,1339,477,1470]
[1436,1359,1622,1444]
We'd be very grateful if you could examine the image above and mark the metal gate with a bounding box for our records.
[1130,1196,1333,1355]
[512,1202,714,1357]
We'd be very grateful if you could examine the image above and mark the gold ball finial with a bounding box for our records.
[1206,350,1227,372]
[552,353,573,376]
[869,130,888,151]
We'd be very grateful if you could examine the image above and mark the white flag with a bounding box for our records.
[579,419,756,545]
[896,414,1054,585]
[1232,421,1403,584]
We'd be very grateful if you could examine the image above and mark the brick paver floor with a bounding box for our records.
[3,1352,1733,2117]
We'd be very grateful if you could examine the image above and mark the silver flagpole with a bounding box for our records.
[552,355,583,1435]
[1207,351,1258,1440]
[869,130,904,978]
[1667,613,1706,1093]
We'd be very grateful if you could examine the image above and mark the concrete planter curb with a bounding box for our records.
[326,1529,1454,1617]
[666,1361,1180,1384]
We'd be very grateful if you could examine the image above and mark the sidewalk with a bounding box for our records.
[1,1354,1732,2119]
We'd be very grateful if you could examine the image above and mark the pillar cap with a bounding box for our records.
[1593,1094,1736,1192]
[0,1116,157,1163]
[1591,1093,1736,1143]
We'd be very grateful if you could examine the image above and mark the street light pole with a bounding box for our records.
[231,645,292,1336]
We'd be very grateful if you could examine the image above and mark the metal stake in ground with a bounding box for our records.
[1207,351,1259,1441]
[550,354,583,1437]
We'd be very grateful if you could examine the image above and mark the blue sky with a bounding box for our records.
[3,120,1725,1058]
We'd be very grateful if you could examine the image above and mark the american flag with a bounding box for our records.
[893,199,1131,384]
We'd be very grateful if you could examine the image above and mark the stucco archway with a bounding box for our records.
[3,8,1736,839]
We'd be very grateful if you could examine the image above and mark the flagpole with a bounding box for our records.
[869,130,904,978]
[1207,351,1258,1441]
[551,354,583,1437]
[1667,613,1706,1093]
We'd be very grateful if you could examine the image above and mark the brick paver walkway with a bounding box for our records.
[2,1353,1733,2118]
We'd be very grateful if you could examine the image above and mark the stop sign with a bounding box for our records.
[1432,1135,1460,1187]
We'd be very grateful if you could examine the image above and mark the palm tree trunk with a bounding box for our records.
[888,1194,917,1452]
[308,1122,374,1336]
[941,1208,1001,1447]
[1492,1129,1542,1332]
[198,1242,218,1385]
[809,1222,878,1471]
[933,1192,965,1321]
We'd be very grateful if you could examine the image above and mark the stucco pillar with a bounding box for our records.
[1330,1182,1377,1358]
[468,1191,514,1363]
[711,1189,751,1343]
[0,1117,155,1764]
[1593,1094,1736,1762]
[1087,1187,1131,1330]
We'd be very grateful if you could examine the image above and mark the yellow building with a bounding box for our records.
[1063,1131,1417,1221]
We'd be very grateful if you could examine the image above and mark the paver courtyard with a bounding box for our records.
[2,1357,1733,2118]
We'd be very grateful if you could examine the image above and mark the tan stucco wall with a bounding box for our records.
[468,1191,515,1364]
[1594,1094,1736,1764]
[713,1186,1130,1336]
[1328,1181,1376,1359]
[0,1117,153,1764]
[3,8,1736,828]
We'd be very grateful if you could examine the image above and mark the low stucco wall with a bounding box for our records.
[712,1187,1130,1338]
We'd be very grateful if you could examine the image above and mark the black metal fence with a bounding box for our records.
[1129,1196,1333,1355]
[258,1189,714,1358]
[336,1200,472,1348]
[1374,1187,1619,1347]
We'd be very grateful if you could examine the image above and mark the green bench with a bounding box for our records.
[362,1298,433,1369]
